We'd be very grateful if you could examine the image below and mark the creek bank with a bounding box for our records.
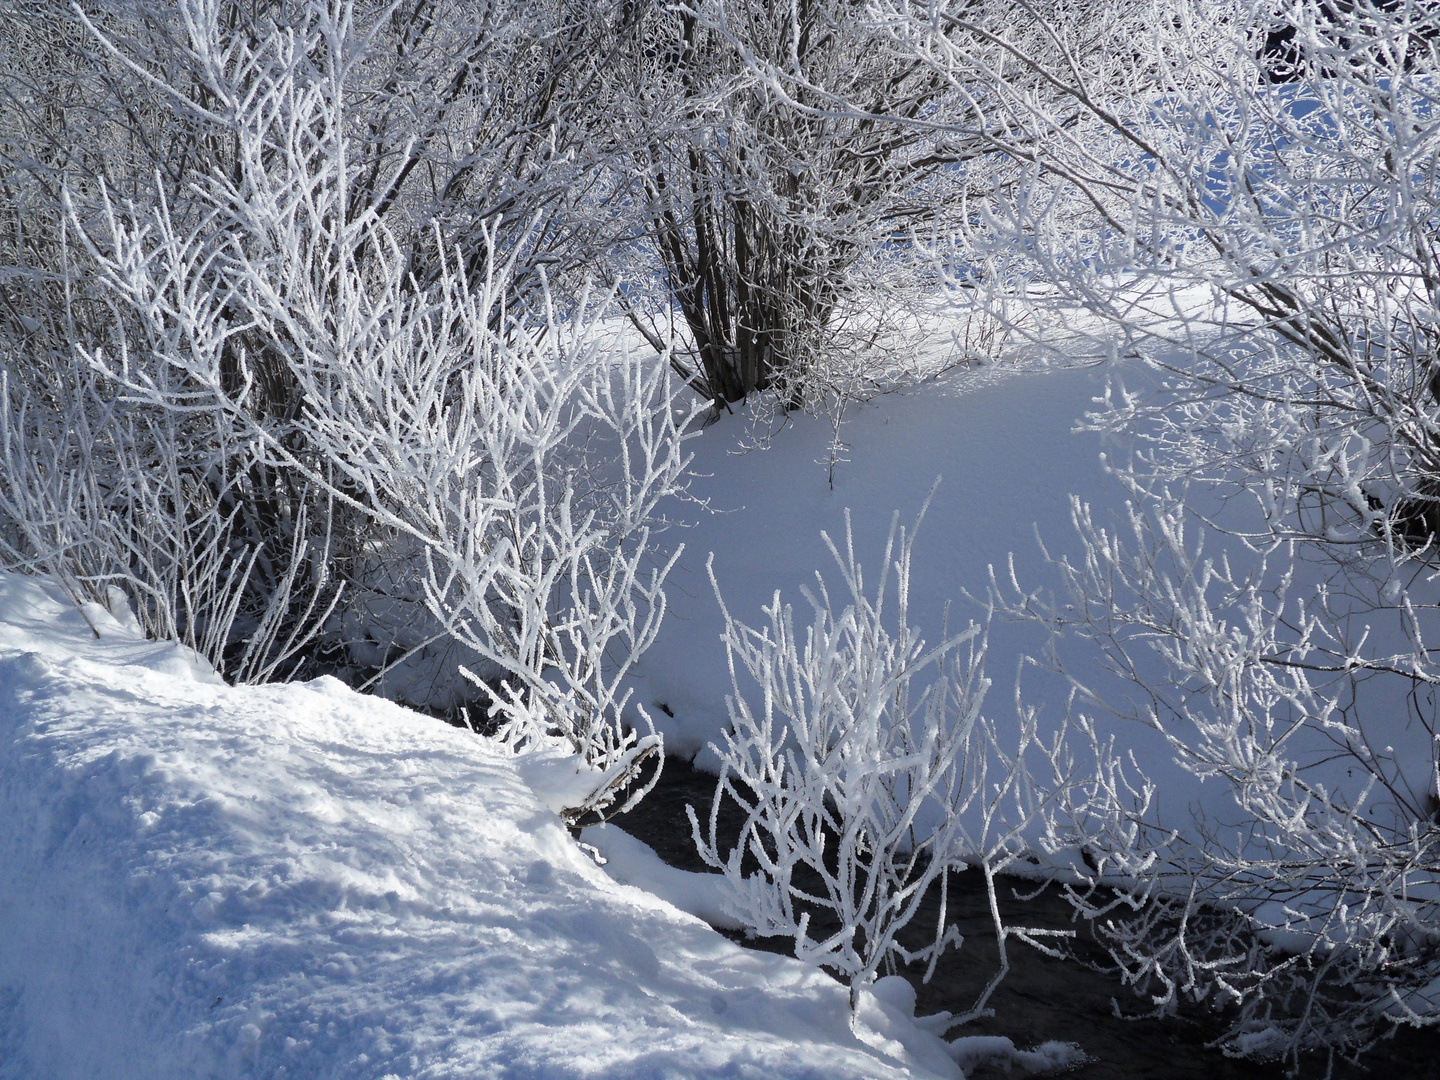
[611,756,1438,1080]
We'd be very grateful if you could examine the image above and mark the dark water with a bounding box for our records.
[610,758,1438,1079]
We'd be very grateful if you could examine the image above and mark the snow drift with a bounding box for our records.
[0,571,952,1080]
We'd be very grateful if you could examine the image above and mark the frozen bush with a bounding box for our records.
[693,499,1070,1023]
[0,1,697,814]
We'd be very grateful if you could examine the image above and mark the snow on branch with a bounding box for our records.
[693,494,1071,1026]
[0,1,700,810]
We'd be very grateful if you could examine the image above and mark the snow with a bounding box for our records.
[580,823,745,933]
[629,358,1132,770]
[0,571,962,1079]
[946,1035,1087,1076]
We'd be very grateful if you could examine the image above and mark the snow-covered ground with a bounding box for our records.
[630,356,1133,769]
[0,352,1127,1079]
[0,572,987,1079]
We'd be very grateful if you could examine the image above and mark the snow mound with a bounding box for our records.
[947,1035,1087,1076]
[580,822,745,932]
[0,572,946,1079]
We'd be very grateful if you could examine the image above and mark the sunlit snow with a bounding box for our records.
[0,572,957,1079]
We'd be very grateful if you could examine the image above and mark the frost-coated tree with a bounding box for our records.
[868,0,1440,1065]
[606,0,1010,410]
[693,503,1073,1025]
[0,0,650,691]
[0,0,698,815]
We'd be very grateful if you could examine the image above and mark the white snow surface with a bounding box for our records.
[627,357,1134,770]
[580,824,744,933]
[0,572,954,1080]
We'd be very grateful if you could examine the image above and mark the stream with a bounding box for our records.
[610,757,1438,1079]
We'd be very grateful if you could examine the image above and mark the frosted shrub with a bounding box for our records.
[693,501,1062,1021]
[0,307,344,683]
[855,0,1440,1063]
[0,0,698,815]
[654,0,1083,409]
[998,493,1440,1064]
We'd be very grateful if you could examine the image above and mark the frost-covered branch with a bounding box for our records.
[692,499,1067,1026]
[0,3,699,805]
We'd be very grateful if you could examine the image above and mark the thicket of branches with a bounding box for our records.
[878,0,1440,1066]
[604,0,1006,408]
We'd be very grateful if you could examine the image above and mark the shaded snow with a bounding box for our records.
[0,572,950,1079]
[624,353,1430,847]
[628,359,1134,768]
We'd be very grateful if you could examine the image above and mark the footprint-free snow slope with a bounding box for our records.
[0,572,936,1080]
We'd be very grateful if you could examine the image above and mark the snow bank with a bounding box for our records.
[627,359,1130,767]
[0,572,948,1079]
[580,823,744,932]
